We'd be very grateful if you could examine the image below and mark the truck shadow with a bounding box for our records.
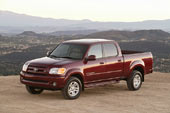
[28,82,129,100]
[82,83,128,96]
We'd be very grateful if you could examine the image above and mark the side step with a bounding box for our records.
[84,80,120,88]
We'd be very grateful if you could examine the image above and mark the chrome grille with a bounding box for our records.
[27,65,47,75]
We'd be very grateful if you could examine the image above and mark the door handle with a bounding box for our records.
[118,59,122,62]
[100,62,105,64]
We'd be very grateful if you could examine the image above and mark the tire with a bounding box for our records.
[127,70,142,91]
[62,77,82,99]
[26,85,44,94]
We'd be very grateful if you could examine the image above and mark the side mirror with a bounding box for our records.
[86,55,96,61]
[46,51,51,56]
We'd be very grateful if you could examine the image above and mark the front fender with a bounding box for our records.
[64,68,84,83]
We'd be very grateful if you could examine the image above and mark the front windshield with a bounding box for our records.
[49,43,88,60]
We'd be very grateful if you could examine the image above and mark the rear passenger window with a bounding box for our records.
[103,43,118,57]
[88,44,102,59]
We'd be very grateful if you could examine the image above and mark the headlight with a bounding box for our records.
[22,62,29,72]
[49,68,66,75]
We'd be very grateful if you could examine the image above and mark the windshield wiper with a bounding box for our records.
[49,55,59,58]
[60,56,78,60]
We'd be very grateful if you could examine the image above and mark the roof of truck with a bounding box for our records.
[63,39,114,45]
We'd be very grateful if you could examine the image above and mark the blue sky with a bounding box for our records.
[0,0,170,22]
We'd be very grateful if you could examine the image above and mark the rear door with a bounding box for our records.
[103,43,123,78]
[84,44,106,82]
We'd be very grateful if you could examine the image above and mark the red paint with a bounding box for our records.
[20,39,153,90]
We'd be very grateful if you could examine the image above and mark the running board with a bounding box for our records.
[84,80,120,88]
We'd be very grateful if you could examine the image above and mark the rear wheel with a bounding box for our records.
[26,85,44,94]
[127,70,142,91]
[62,77,82,99]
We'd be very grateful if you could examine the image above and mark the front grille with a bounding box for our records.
[27,65,47,75]
[26,72,47,76]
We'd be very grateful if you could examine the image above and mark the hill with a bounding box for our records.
[85,29,170,41]
[1,11,170,33]
[0,72,170,113]
[48,30,98,36]
[0,11,92,26]
[19,31,38,36]
[18,31,44,37]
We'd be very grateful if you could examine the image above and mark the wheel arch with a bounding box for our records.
[130,60,145,82]
[65,69,84,91]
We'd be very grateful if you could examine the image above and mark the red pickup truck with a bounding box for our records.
[20,39,153,99]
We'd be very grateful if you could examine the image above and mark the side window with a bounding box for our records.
[103,43,118,57]
[88,44,102,59]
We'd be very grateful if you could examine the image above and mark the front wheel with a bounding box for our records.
[127,70,142,91]
[62,77,82,99]
[26,85,44,94]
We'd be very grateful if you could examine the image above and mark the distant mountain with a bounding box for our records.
[0,11,92,26]
[18,31,48,38]
[74,20,170,31]
[17,30,98,37]
[1,10,170,33]
[85,29,170,42]
[18,29,170,41]
[48,30,98,36]
[19,31,38,36]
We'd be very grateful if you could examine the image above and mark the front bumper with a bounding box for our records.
[20,71,65,89]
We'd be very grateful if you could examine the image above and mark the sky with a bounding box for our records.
[0,0,170,22]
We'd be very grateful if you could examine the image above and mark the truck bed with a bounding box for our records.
[121,50,153,77]
[121,50,144,54]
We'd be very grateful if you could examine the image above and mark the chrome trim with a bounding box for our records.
[86,70,122,76]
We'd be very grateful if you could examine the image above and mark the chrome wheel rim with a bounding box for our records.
[133,74,141,89]
[68,81,80,97]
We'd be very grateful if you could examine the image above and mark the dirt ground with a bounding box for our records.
[0,72,170,113]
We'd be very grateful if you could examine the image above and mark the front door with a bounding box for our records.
[84,44,106,83]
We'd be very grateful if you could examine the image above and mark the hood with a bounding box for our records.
[29,57,76,66]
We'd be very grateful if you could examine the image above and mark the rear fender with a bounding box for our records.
[129,60,145,77]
